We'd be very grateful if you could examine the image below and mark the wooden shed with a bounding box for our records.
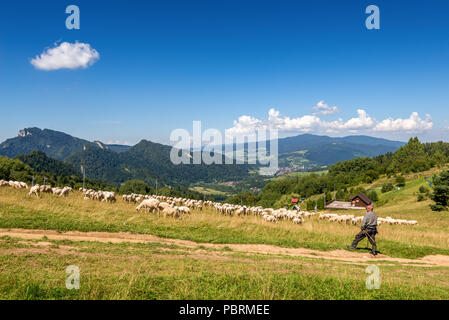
[349,193,373,208]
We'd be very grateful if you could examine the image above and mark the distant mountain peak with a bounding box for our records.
[1,127,130,160]
[18,127,42,137]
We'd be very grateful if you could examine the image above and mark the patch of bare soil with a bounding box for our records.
[1,228,448,267]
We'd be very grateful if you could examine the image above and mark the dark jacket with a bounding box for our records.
[361,210,377,229]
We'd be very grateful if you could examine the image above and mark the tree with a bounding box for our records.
[336,188,349,200]
[324,191,332,204]
[395,176,406,188]
[430,150,447,168]
[430,171,449,211]
[119,180,151,195]
[367,190,379,202]
[389,137,430,173]
[364,169,379,183]
[306,199,316,211]
[316,196,325,210]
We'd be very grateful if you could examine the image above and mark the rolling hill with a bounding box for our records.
[14,150,80,177]
[0,128,405,186]
[225,134,405,169]
[65,140,253,186]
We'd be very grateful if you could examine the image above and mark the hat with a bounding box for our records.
[366,204,374,210]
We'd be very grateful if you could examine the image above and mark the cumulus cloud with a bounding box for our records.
[31,42,100,70]
[227,107,432,137]
[227,108,322,136]
[374,112,433,132]
[334,109,375,130]
[312,101,340,115]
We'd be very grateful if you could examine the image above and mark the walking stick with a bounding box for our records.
[362,229,375,243]
[362,229,377,253]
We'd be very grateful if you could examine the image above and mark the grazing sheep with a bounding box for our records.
[177,206,191,215]
[162,206,181,219]
[102,191,116,203]
[293,217,303,224]
[28,185,40,197]
[262,214,277,223]
[59,187,70,197]
[40,185,52,193]
[136,198,160,213]
[158,202,171,211]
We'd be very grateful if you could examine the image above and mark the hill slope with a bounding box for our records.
[0,128,130,160]
[66,140,254,186]
[14,151,80,177]
[0,128,405,185]
[277,134,404,167]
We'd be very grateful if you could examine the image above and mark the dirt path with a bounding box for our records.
[1,228,449,267]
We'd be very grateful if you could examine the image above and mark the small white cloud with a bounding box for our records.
[374,112,433,132]
[312,101,341,115]
[335,109,375,130]
[106,140,130,145]
[31,42,99,70]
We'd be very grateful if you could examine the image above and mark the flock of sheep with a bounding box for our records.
[0,179,419,226]
[319,213,418,226]
[81,188,117,203]
[0,180,29,189]
[213,203,310,224]
[0,180,73,197]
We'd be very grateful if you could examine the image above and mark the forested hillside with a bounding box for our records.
[65,140,255,187]
[226,137,449,208]
[14,151,80,177]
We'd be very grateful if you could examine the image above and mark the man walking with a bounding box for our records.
[347,204,378,255]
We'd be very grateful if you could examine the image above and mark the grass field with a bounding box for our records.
[0,182,449,299]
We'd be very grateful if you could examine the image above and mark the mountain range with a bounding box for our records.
[0,127,405,186]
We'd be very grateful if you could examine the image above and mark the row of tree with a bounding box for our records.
[0,155,211,200]
[0,155,117,191]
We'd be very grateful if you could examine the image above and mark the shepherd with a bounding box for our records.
[347,204,378,255]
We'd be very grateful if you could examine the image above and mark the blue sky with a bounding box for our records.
[0,0,448,145]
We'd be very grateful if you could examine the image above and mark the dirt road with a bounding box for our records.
[1,228,449,267]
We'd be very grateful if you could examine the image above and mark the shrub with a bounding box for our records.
[419,185,429,194]
[381,183,395,193]
[417,194,426,202]
[395,176,406,188]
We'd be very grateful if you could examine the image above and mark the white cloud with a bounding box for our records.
[312,101,340,115]
[31,42,100,70]
[227,108,322,136]
[374,112,433,132]
[227,107,432,137]
[333,109,375,130]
